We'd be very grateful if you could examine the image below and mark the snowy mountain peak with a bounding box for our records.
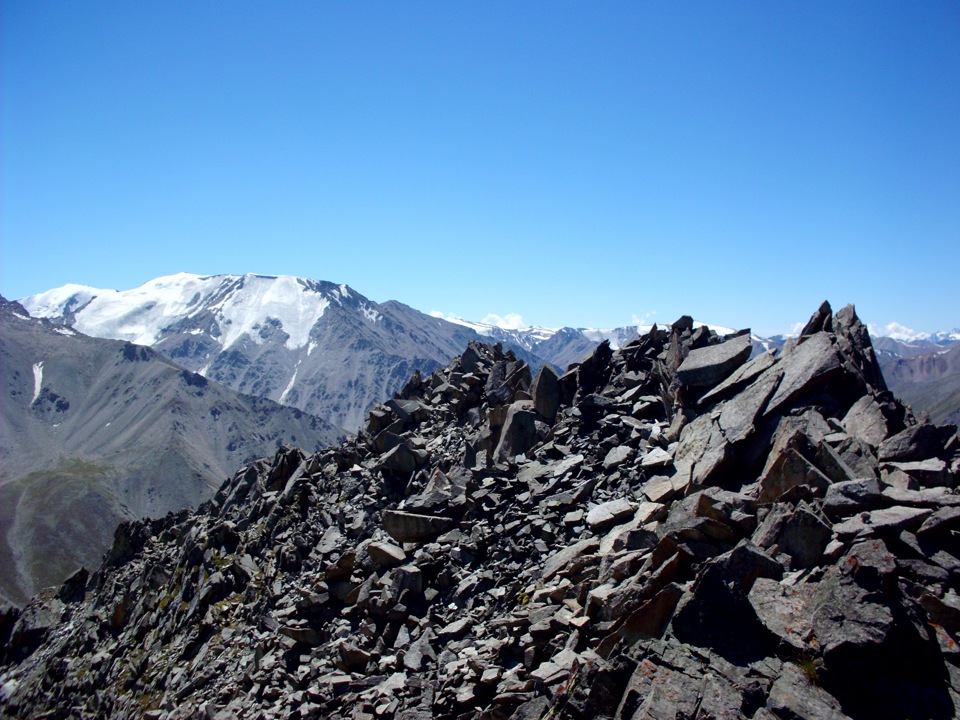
[20,273,370,351]
[867,321,932,343]
[865,322,960,346]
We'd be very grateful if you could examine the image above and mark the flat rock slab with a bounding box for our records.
[542,538,600,581]
[883,458,949,487]
[586,498,637,531]
[832,505,932,538]
[879,423,954,462]
[762,332,842,419]
[823,478,882,517]
[699,349,778,406]
[552,453,584,479]
[643,475,685,504]
[917,506,960,538]
[382,510,455,543]
[767,662,851,719]
[438,617,471,641]
[717,369,782,445]
[641,447,673,469]
[367,541,407,569]
[530,648,580,684]
[603,445,635,470]
[881,486,960,508]
[842,396,891,448]
[676,334,752,388]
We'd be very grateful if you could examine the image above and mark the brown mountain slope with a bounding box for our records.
[881,343,960,425]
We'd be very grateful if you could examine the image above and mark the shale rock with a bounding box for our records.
[2,302,958,720]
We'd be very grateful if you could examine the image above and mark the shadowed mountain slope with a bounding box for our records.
[881,343,960,425]
[0,297,341,605]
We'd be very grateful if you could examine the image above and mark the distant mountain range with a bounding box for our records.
[21,274,960,432]
[0,296,341,605]
[19,273,758,430]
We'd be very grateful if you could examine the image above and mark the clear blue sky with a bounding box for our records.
[2,2,957,336]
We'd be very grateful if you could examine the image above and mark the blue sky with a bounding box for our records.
[1,2,957,336]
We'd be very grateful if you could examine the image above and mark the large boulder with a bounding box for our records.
[382,511,455,544]
[530,365,561,424]
[676,333,753,389]
[671,543,783,663]
[494,402,538,463]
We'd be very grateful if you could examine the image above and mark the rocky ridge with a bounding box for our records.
[2,301,959,719]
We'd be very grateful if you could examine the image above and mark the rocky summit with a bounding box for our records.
[1,302,959,720]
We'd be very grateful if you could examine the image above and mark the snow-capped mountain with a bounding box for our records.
[868,326,960,361]
[867,321,960,345]
[21,274,551,431]
[25,273,368,353]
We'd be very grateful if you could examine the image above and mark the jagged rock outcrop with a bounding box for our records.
[2,302,958,720]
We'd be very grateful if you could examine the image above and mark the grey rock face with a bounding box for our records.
[530,365,561,424]
[842,395,894,448]
[494,402,537,463]
[767,661,852,719]
[763,332,845,418]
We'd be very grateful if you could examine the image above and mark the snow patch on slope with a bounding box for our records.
[31,362,44,403]
[360,304,381,323]
[279,363,300,405]
[210,275,329,349]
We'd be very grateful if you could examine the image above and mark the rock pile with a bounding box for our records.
[1,302,958,719]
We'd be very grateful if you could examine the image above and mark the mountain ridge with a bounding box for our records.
[21,272,959,434]
[2,300,957,719]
